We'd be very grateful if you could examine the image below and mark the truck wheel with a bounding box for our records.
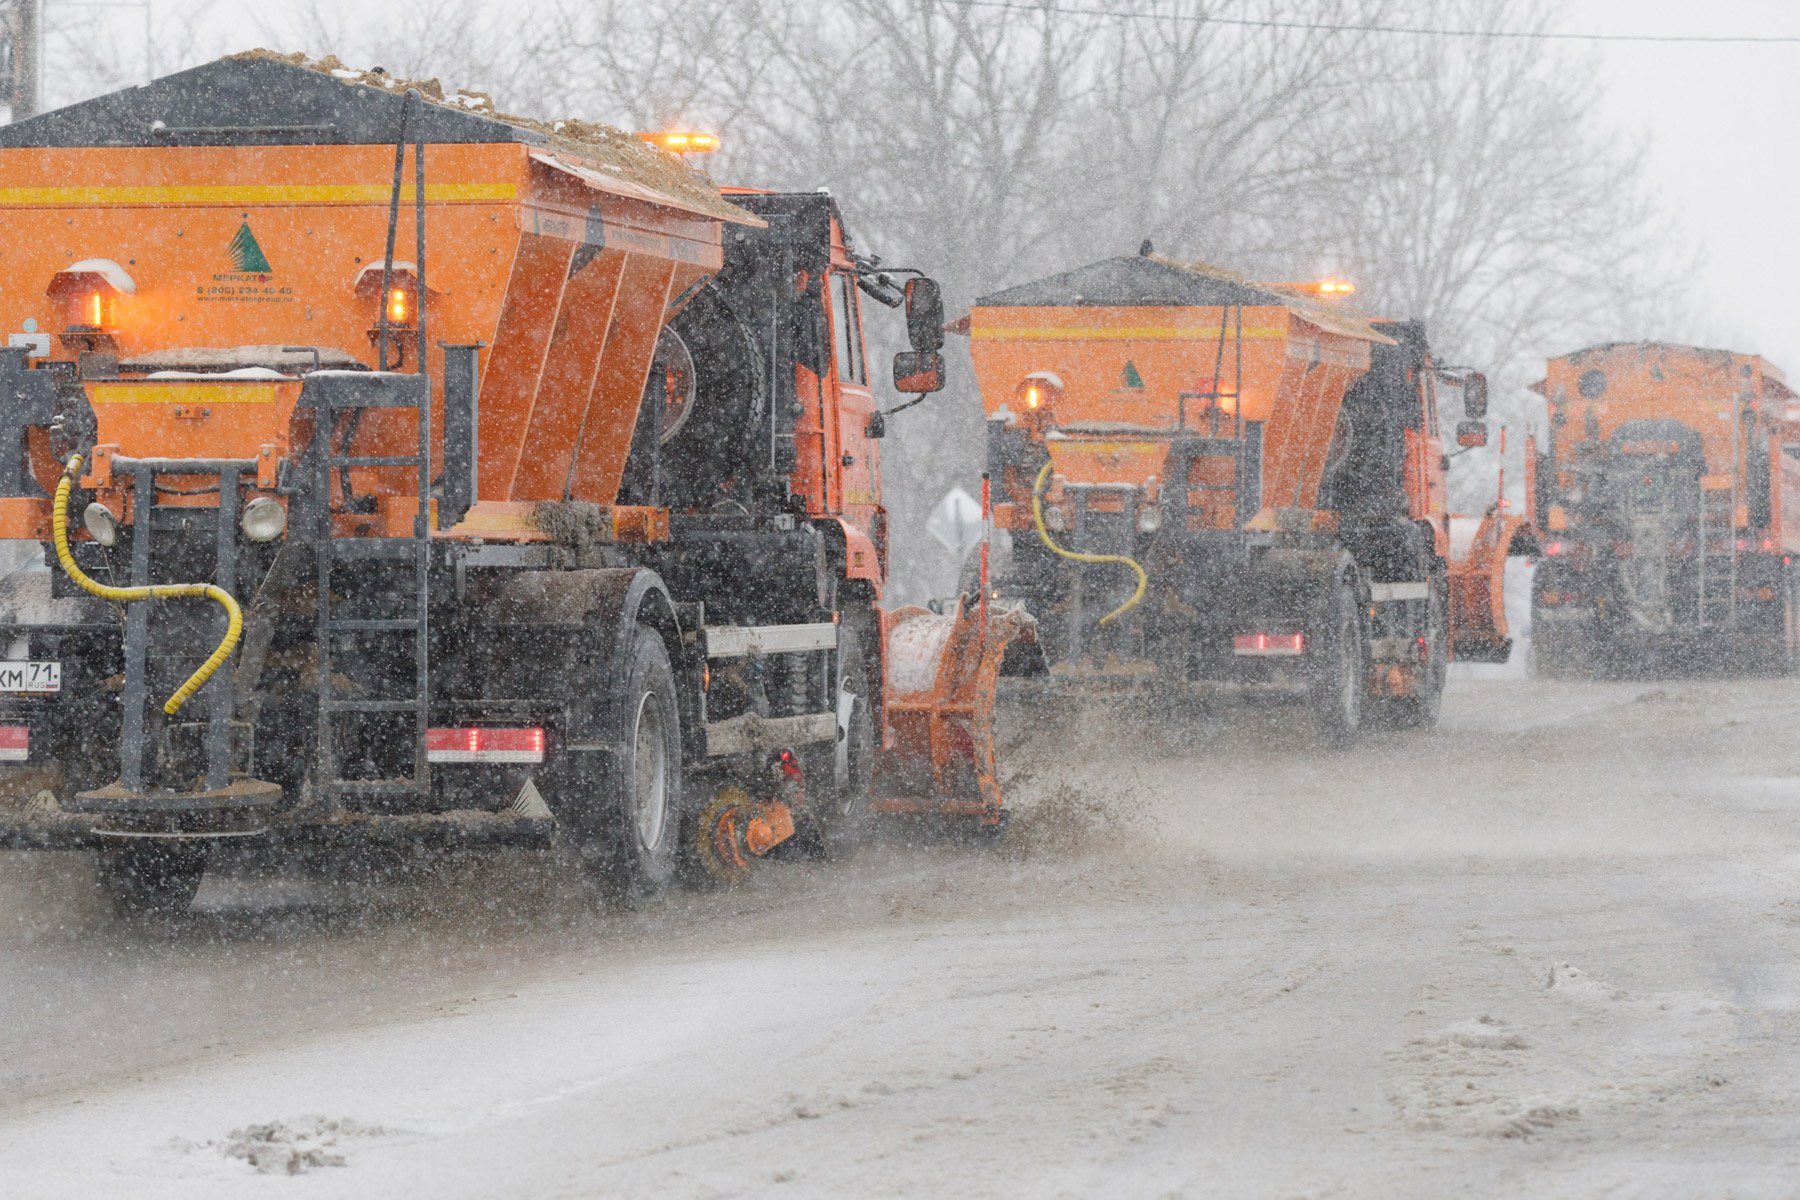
[803,610,875,857]
[590,624,683,907]
[95,841,206,918]
[1387,570,1448,730]
[1310,576,1367,747]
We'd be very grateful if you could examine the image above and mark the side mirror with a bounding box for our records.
[1456,419,1488,449]
[893,349,944,394]
[904,278,945,351]
[1463,372,1488,420]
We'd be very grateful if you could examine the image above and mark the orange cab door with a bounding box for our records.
[1406,361,1447,522]
[789,271,835,515]
[1420,361,1448,519]
[827,267,880,522]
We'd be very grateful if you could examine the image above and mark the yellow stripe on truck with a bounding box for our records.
[0,182,517,207]
[88,382,279,405]
[971,325,1288,341]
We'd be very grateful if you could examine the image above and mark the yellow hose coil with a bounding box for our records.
[53,455,243,715]
[1031,460,1148,626]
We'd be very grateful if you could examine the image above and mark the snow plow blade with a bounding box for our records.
[872,598,1038,827]
[1449,509,1534,663]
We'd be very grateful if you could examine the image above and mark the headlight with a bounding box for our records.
[82,502,118,547]
[1137,506,1163,534]
[1043,505,1067,533]
[240,496,288,543]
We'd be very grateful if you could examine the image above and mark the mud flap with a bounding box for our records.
[870,597,1037,827]
[1448,511,1531,664]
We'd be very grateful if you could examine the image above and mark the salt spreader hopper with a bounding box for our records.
[969,251,1497,740]
[1527,342,1798,674]
[0,53,1031,914]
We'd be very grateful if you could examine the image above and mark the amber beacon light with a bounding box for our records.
[637,131,721,155]
[47,258,135,350]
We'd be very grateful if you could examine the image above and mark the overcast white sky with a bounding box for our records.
[36,1,1800,376]
[1565,0,1800,370]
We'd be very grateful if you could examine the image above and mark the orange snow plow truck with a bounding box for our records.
[0,54,1032,915]
[1529,342,1798,674]
[969,251,1513,742]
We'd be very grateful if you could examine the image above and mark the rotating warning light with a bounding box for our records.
[47,258,135,335]
[1015,370,1064,419]
[386,283,412,327]
[1268,278,1356,300]
[354,261,436,366]
[637,131,721,155]
[352,260,432,325]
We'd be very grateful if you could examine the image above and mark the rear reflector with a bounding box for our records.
[426,727,546,765]
[1233,632,1305,656]
[0,725,25,762]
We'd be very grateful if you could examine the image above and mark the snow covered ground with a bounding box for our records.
[4,674,1800,1197]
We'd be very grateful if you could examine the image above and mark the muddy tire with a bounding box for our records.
[801,609,876,858]
[587,624,683,907]
[95,841,206,918]
[1310,575,1368,747]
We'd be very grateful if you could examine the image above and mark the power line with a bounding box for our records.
[959,0,1800,44]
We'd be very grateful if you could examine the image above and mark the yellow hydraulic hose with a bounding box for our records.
[53,455,243,715]
[1031,460,1148,626]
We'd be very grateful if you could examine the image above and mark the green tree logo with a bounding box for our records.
[228,221,273,274]
[1122,360,1145,389]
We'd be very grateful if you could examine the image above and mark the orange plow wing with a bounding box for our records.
[872,599,1038,827]
[1448,509,1532,663]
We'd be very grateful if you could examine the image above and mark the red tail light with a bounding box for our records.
[1233,632,1305,656]
[426,727,546,764]
[0,725,27,762]
[1543,541,1563,556]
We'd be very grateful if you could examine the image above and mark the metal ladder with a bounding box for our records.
[1622,470,1673,629]
[1170,302,1257,528]
[309,372,432,806]
[1696,479,1736,628]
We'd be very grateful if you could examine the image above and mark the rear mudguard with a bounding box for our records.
[872,597,1038,826]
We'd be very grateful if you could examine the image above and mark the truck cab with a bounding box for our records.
[630,190,932,596]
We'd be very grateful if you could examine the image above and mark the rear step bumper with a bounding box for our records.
[999,673,1309,700]
[0,796,553,851]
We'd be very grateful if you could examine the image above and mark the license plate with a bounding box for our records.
[0,661,59,693]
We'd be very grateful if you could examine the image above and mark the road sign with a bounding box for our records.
[926,486,984,560]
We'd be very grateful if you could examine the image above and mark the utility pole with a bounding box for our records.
[4,0,40,121]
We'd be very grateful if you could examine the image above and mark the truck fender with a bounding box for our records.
[1247,548,1359,625]
[815,516,883,590]
[478,565,691,756]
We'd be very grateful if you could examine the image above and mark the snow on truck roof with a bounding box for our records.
[0,51,751,226]
[973,253,1390,344]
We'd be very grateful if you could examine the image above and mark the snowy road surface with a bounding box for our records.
[4,676,1800,1197]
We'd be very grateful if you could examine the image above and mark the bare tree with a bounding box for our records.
[17,0,1700,586]
[1283,0,1696,508]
